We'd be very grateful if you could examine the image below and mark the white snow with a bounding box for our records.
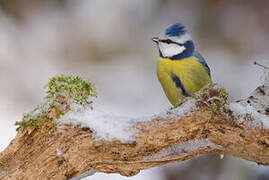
[229,102,269,129]
[56,148,65,159]
[0,171,8,178]
[143,139,217,160]
[155,99,196,120]
[58,99,197,143]
[69,168,97,180]
[59,107,138,142]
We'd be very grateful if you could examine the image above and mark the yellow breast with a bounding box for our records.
[157,57,211,106]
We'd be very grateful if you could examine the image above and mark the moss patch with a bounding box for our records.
[15,74,97,131]
[46,75,97,107]
[194,83,229,114]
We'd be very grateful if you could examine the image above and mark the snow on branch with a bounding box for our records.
[0,73,269,179]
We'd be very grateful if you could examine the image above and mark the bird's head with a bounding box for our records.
[152,23,195,60]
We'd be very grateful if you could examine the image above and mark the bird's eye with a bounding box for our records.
[160,39,173,44]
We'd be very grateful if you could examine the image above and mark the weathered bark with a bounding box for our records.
[0,83,269,180]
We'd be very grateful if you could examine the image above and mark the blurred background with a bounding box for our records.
[0,0,268,179]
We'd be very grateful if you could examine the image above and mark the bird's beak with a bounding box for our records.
[152,37,159,44]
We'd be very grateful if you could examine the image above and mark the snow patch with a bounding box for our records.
[59,108,138,142]
[143,139,216,160]
[56,148,65,159]
[229,102,269,129]
[155,99,196,120]
[59,99,196,143]
[0,171,8,178]
[69,168,97,180]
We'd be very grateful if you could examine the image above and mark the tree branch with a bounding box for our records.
[0,77,269,179]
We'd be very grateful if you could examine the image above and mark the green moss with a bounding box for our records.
[194,83,229,114]
[15,74,97,131]
[15,111,44,131]
[46,75,97,106]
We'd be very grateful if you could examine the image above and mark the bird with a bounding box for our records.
[152,23,212,107]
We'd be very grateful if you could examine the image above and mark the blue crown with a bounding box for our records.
[165,23,186,37]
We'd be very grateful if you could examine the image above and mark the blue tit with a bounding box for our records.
[152,23,211,107]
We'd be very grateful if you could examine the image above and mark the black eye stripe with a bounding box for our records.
[159,39,174,44]
[159,39,185,46]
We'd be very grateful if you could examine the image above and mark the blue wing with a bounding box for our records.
[193,51,211,77]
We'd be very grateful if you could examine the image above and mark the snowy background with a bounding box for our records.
[0,0,268,179]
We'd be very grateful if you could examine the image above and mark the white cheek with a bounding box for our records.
[159,42,185,57]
